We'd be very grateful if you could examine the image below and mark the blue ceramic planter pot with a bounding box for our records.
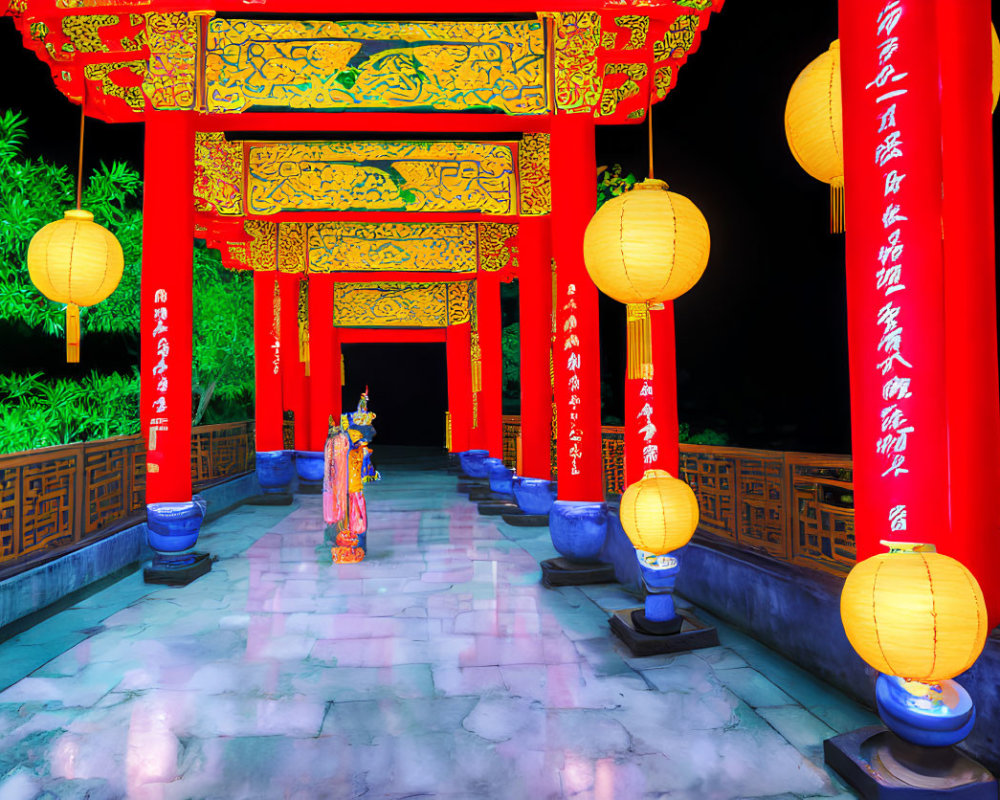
[513,477,555,515]
[295,450,325,483]
[458,450,490,478]
[637,550,683,622]
[488,463,514,495]
[256,450,294,492]
[147,495,206,554]
[549,500,608,562]
[875,674,976,747]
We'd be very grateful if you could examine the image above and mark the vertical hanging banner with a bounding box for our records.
[146,288,171,472]
[840,0,949,559]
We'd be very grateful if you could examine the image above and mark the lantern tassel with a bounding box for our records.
[830,179,845,234]
[66,303,80,363]
[626,303,653,380]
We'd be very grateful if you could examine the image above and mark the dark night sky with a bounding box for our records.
[1,3,997,453]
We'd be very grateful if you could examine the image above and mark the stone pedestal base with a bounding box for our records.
[503,513,549,527]
[297,482,322,495]
[824,726,997,799]
[144,552,212,586]
[478,500,520,516]
[609,608,719,657]
[541,557,615,588]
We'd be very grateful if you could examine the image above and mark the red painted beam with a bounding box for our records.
[198,112,550,134]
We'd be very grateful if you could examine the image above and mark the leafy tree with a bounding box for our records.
[597,164,637,209]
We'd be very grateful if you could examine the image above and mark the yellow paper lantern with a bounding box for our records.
[27,208,123,363]
[784,40,844,232]
[619,469,700,556]
[583,178,710,306]
[840,541,988,683]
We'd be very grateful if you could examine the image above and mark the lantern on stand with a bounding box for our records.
[26,104,123,363]
[583,156,714,653]
[826,541,993,790]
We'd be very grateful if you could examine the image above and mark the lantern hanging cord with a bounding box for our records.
[76,100,85,210]
[647,78,654,180]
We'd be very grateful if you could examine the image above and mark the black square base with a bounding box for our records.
[478,501,520,516]
[824,726,997,799]
[469,490,508,502]
[541,557,616,588]
[503,513,549,527]
[609,608,719,656]
[245,492,294,506]
[297,482,322,495]
[457,480,489,493]
[144,552,212,586]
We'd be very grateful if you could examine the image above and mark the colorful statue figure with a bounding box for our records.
[326,390,378,564]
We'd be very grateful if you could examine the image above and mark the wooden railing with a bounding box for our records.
[0,420,257,572]
[500,418,855,576]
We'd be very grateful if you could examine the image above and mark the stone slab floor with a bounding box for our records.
[0,450,874,800]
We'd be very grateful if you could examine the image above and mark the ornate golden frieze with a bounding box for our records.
[83,60,145,109]
[205,19,547,115]
[246,141,516,216]
[332,281,467,328]
[599,62,647,117]
[142,12,198,110]
[479,223,518,273]
[309,222,478,274]
[518,133,551,216]
[613,15,649,51]
[194,132,244,217]
[245,219,277,271]
[277,223,307,273]
[553,12,602,114]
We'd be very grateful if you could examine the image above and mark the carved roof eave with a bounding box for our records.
[6,0,724,123]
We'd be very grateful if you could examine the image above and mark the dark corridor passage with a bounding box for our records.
[341,343,447,447]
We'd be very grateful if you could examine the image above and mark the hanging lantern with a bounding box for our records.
[583,179,710,306]
[784,40,844,233]
[992,24,1000,112]
[840,541,988,683]
[619,469,699,556]
[27,209,124,363]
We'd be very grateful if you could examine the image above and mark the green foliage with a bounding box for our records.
[0,108,255,448]
[596,164,637,210]
[679,422,729,446]
[0,370,140,453]
[501,322,520,400]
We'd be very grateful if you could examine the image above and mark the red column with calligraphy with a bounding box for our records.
[447,322,473,452]
[839,0,949,559]
[479,273,503,458]
[141,112,195,504]
[278,273,309,450]
[518,218,553,479]
[936,0,1000,619]
[308,274,338,451]
[254,271,284,452]
[625,304,680,487]
[551,114,603,502]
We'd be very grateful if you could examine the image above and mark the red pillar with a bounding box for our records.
[447,322,473,452]
[840,0,949,558]
[517,218,553,479]
[254,271,283,452]
[937,0,1000,621]
[479,274,503,458]
[624,304,680,486]
[141,111,194,503]
[308,274,338,451]
[551,114,603,501]
[278,273,310,450]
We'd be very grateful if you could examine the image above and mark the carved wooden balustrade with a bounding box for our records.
[499,418,855,576]
[0,421,258,573]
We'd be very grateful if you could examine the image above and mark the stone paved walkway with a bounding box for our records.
[0,451,874,799]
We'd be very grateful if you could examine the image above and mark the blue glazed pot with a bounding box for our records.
[488,462,514,495]
[548,501,608,562]
[458,450,490,478]
[256,450,294,492]
[637,551,683,622]
[513,477,555,515]
[147,495,206,554]
[875,674,976,747]
[295,450,325,483]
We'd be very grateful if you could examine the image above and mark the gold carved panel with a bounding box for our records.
[142,12,198,110]
[246,141,516,216]
[205,19,547,115]
[518,133,550,216]
[333,281,474,327]
[308,222,478,273]
[278,223,307,274]
[245,220,276,271]
[553,12,602,114]
[479,223,518,272]
[194,132,244,216]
